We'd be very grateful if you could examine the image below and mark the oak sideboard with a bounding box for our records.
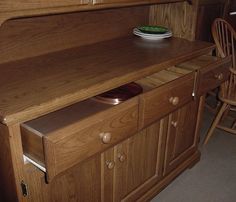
[0,0,231,201]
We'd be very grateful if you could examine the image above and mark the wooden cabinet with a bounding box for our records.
[0,0,186,26]
[24,119,165,202]
[19,54,227,201]
[21,98,139,181]
[93,0,183,5]
[23,99,201,202]
[163,100,199,175]
[139,73,195,129]
[24,122,164,202]
[175,55,231,96]
[102,119,166,201]
[25,155,102,202]
[0,0,90,12]
[0,1,232,201]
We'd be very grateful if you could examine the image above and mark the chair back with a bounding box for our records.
[212,18,236,101]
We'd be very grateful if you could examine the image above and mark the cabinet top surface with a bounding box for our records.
[0,36,214,125]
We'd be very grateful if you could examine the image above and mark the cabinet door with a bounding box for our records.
[25,155,102,202]
[102,119,168,202]
[163,100,199,176]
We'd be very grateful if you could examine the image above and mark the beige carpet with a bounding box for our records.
[151,109,236,202]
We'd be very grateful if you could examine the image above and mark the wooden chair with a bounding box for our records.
[204,18,236,145]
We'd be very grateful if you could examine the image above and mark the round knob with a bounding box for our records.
[171,121,178,127]
[117,153,126,162]
[106,161,115,169]
[169,97,179,106]
[99,132,111,144]
[215,73,223,81]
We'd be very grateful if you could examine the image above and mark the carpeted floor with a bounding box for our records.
[151,109,236,202]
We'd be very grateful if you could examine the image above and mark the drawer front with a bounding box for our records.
[139,73,194,129]
[197,57,231,96]
[43,98,138,181]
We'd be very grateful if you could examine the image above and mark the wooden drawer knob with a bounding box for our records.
[169,97,179,106]
[214,73,223,81]
[118,153,126,162]
[99,132,111,144]
[106,161,115,169]
[171,121,178,127]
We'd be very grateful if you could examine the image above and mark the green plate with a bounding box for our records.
[138,25,168,34]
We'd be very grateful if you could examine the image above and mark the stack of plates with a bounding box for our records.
[133,25,172,40]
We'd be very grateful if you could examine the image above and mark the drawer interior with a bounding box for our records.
[21,99,113,168]
[22,97,139,181]
[135,66,193,92]
[21,65,194,174]
[176,55,221,70]
[21,54,224,179]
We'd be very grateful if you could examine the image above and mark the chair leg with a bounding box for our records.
[203,103,229,145]
[221,104,230,122]
[232,120,236,129]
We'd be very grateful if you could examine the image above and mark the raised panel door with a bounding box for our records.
[163,100,199,176]
[24,155,102,202]
[102,118,169,201]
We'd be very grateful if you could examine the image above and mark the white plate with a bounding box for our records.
[133,28,172,37]
[133,28,172,40]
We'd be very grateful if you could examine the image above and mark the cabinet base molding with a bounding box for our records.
[137,151,201,202]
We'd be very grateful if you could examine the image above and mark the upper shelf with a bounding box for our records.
[0,0,186,26]
[0,36,214,125]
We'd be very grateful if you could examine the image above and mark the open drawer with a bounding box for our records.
[21,98,138,182]
[136,68,195,129]
[176,55,232,96]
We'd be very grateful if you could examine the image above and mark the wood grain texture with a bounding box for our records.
[0,37,214,125]
[0,124,29,202]
[137,150,200,201]
[176,55,231,95]
[198,60,231,96]
[198,0,226,5]
[0,0,185,26]
[114,126,160,201]
[0,124,18,202]
[121,118,169,201]
[176,55,221,70]
[22,98,138,181]
[25,155,101,202]
[163,100,199,175]
[93,0,183,5]
[102,119,167,202]
[0,7,149,64]
[101,148,115,202]
[0,0,90,12]
[135,67,192,92]
[139,73,195,129]
[149,0,199,40]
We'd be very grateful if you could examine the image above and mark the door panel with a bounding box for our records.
[164,100,199,175]
[103,119,168,201]
[25,155,101,202]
